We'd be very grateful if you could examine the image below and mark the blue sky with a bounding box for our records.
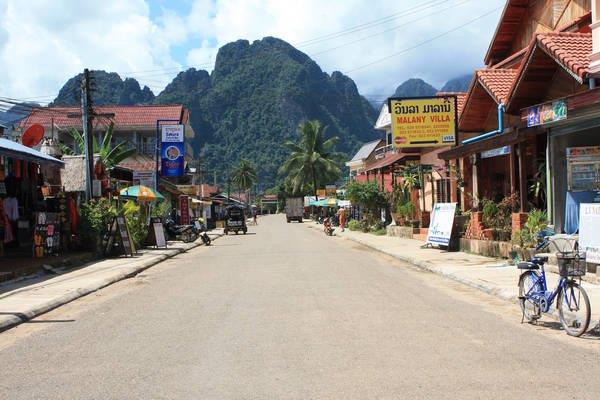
[0,0,505,103]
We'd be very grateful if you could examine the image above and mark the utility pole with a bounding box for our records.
[81,69,94,201]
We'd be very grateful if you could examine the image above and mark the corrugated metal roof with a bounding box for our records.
[0,138,63,166]
[349,139,383,162]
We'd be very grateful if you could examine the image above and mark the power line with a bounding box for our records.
[345,5,503,73]
[312,0,472,57]
[296,0,449,46]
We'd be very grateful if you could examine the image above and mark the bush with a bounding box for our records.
[511,209,547,248]
[151,200,171,219]
[371,228,387,236]
[348,220,360,231]
[123,200,148,249]
[482,199,499,228]
[79,198,117,250]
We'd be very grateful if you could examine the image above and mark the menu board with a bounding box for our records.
[105,216,135,257]
[147,217,167,248]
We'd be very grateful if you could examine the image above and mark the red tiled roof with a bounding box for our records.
[436,92,467,117]
[198,184,219,197]
[20,105,185,131]
[535,32,591,79]
[475,69,518,104]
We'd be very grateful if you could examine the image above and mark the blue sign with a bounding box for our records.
[160,125,185,177]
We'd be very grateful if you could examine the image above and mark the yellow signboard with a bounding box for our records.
[317,189,327,198]
[389,96,457,148]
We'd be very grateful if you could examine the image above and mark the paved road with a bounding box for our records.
[0,215,598,399]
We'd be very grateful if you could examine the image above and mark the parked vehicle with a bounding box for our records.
[518,236,591,337]
[285,197,304,223]
[192,218,212,246]
[224,205,247,235]
[323,217,335,236]
[165,218,198,243]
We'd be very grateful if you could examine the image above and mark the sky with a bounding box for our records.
[0,0,505,105]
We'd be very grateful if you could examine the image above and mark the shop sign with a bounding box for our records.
[179,195,190,225]
[316,189,327,199]
[325,185,336,198]
[133,171,155,187]
[525,100,567,127]
[161,125,185,177]
[579,203,600,263]
[426,203,457,247]
[481,146,511,159]
[566,146,600,158]
[388,96,457,148]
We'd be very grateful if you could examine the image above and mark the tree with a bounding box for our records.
[346,180,387,226]
[279,120,342,202]
[59,122,137,171]
[231,158,257,205]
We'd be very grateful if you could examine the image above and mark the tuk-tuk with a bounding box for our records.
[224,205,247,235]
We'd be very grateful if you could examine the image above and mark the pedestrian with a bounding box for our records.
[337,207,346,232]
[253,208,258,225]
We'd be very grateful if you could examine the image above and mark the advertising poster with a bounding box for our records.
[426,203,457,247]
[526,100,567,127]
[579,203,600,263]
[161,124,185,177]
[388,96,457,148]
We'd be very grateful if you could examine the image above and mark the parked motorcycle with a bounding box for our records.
[164,218,198,243]
[193,219,212,246]
[323,217,335,236]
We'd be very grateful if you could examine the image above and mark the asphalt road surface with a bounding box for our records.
[0,215,599,399]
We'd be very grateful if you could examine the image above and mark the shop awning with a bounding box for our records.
[0,138,63,166]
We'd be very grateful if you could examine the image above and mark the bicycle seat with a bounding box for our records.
[517,261,539,270]
[533,255,548,263]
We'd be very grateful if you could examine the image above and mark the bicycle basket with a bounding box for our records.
[556,252,586,277]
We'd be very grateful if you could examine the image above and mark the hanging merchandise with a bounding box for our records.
[33,212,61,258]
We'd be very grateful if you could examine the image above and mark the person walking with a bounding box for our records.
[337,207,346,232]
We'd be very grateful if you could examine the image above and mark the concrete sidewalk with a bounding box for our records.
[0,230,222,332]
[309,223,600,326]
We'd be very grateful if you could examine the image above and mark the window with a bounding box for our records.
[435,179,452,203]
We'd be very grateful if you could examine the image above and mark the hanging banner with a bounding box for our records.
[180,195,190,225]
[161,124,185,177]
[388,96,457,148]
[426,203,457,247]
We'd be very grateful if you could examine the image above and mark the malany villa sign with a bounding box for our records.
[388,96,457,148]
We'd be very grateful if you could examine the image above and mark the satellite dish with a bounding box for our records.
[22,124,45,147]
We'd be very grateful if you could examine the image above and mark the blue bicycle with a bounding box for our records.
[518,237,591,337]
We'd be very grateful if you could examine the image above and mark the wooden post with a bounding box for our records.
[518,144,527,212]
[472,154,480,210]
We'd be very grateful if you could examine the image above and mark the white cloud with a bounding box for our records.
[0,0,181,100]
[0,0,504,101]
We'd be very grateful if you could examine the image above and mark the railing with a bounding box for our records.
[374,144,395,159]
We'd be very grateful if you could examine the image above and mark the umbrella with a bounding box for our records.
[119,185,165,202]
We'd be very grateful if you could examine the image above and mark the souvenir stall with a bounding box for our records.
[0,138,64,257]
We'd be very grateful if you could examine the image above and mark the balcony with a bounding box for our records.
[374,144,395,159]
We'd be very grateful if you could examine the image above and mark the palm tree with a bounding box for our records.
[279,120,342,202]
[59,122,137,170]
[231,159,257,205]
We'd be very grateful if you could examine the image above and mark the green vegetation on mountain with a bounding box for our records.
[52,71,155,106]
[440,74,472,92]
[53,37,378,188]
[392,78,438,98]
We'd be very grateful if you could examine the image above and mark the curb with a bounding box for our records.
[308,225,578,323]
[0,234,222,333]
[307,224,520,303]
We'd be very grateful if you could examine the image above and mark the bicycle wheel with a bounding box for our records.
[557,281,591,337]
[518,271,542,322]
